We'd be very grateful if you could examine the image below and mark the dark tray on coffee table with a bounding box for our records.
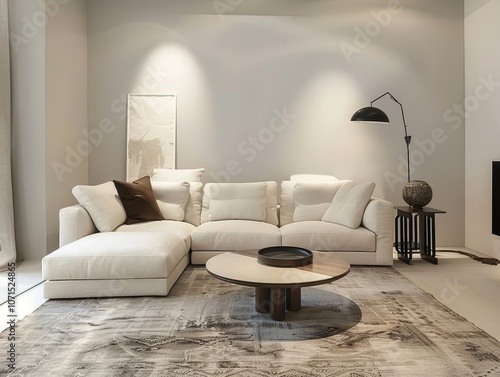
[257,246,313,267]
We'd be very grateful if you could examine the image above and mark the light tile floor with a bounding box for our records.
[0,260,46,332]
[1,249,499,342]
[393,247,500,341]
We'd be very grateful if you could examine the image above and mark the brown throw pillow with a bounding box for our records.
[113,176,163,224]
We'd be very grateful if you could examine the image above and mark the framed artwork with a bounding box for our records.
[126,94,176,181]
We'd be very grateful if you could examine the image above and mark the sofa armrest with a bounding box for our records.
[361,197,394,265]
[59,204,97,247]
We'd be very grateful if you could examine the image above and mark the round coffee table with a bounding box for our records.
[206,250,350,321]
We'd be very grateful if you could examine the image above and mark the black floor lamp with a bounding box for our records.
[351,92,432,208]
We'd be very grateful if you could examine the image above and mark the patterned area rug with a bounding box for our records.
[2,266,500,376]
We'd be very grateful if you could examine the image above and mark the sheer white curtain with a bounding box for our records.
[0,0,16,270]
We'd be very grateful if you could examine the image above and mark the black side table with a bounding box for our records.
[394,206,446,265]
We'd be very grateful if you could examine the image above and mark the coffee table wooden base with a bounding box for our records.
[255,287,270,313]
[255,287,301,321]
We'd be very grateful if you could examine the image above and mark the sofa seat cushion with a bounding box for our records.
[42,232,187,280]
[115,220,196,250]
[280,221,375,252]
[191,220,281,251]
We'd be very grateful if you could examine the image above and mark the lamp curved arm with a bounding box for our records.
[370,92,412,182]
[370,92,411,145]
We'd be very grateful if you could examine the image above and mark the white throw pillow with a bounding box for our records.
[72,181,126,232]
[151,181,190,221]
[151,168,205,182]
[209,182,267,221]
[290,174,339,182]
[184,182,203,226]
[293,181,346,221]
[322,181,376,229]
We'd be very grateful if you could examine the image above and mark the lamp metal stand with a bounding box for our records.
[369,92,411,182]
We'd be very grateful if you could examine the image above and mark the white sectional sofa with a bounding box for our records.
[42,171,394,299]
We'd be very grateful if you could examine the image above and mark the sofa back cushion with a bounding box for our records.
[292,181,346,222]
[151,168,205,182]
[183,182,203,226]
[279,180,295,226]
[201,181,279,225]
[208,182,267,221]
[152,172,204,226]
[151,181,190,221]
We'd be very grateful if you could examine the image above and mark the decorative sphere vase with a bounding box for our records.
[402,180,432,208]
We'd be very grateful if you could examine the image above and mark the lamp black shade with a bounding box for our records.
[350,106,389,123]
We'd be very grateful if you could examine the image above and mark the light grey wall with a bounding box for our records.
[9,0,87,260]
[88,0,465,246]
[45,0,88,252]
[465,0,500,258]
[9,0,47,261]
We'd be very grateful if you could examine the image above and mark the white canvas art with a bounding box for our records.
[126,94,176,181]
